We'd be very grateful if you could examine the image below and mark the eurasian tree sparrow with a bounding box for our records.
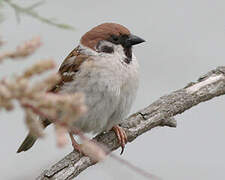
[17,23,145,154]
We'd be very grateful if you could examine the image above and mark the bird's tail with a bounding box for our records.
[17,119,51,153]
[17,133,37,153]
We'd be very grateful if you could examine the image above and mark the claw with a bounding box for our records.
[112,126,128,155]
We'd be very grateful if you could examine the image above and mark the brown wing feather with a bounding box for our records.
[43,46,89,126]
[49,46,89,93]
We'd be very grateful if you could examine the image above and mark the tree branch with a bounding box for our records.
[37,66,225,180]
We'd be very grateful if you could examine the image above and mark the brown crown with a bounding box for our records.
[80,23,130,50]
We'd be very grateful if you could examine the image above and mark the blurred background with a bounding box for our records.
[1,0,225,179]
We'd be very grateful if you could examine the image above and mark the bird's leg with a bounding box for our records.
[112,125,128,155]
[69,132,82,153]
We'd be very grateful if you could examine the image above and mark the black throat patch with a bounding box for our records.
[123,47,132,64]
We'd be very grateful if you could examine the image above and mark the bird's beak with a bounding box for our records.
[126,34,145,47]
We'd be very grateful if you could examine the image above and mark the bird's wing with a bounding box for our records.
[17,47,91,152]
[49,46,90,93]
[43,46,90,127]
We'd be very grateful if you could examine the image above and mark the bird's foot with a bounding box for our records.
[112,125,128,155]
[69,132,83,154]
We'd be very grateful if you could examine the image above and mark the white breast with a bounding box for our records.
[60,45,139,133]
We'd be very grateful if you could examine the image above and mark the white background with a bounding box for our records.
[1,0,225,179]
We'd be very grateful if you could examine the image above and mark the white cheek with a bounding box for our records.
[113,44,127,59]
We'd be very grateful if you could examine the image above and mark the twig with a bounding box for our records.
[3,0,74,30]
[0,36,41,62]
[37,66,225,180]
[0,1,4,23]
[110,154,162,180]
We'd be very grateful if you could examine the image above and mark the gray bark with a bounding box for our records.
[37,66,225,180]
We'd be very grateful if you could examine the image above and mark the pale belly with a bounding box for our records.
[72,77,138,134]
[60,55,139,133]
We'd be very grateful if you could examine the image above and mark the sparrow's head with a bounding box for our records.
[80,23,145,63]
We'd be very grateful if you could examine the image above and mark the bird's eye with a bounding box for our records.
[112,35,119,42]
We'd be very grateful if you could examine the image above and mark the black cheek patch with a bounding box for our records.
[101,45,114,54]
